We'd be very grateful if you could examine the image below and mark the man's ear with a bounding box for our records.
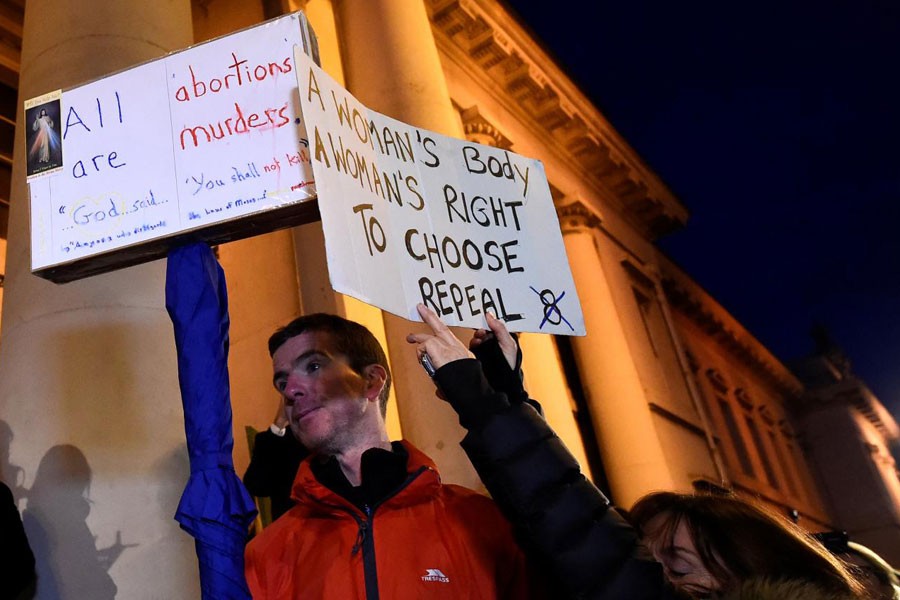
[362,364,387,402]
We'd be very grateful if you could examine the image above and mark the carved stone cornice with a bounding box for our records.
[706,369,729,394]
[758,405,777,426]
[556,197,601,234]
[458,105,512,149]
[734,388,754,411]
[426,0,688,239]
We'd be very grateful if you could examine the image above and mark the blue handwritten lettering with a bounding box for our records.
[70,189,166,226]
[63,92,123,140]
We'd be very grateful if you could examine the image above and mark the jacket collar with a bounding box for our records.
[310,442,408,511]
[291,440,441,515]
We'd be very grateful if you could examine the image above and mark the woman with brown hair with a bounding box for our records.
[630,491,863,598]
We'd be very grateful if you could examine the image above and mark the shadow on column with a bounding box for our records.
[1,419,36,598]
[0,419,27,503]
[21,444,136,600]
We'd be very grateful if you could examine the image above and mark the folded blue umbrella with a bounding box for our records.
[166,243,257,599]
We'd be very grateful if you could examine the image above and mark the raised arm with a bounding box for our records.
[408,304,664,599]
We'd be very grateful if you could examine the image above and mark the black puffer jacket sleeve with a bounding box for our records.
[433,358,665,600]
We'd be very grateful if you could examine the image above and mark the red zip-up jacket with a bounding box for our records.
[245,441,535,599]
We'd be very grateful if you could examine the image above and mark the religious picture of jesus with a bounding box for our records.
[25,97,63,178]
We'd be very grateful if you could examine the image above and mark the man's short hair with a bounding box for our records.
[269,314,392,417]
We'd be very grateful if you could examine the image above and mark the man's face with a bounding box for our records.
[272,331,375,454]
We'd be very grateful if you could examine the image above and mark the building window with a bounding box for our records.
[746,416,780,490]
[718,398,756,477]
[786,439,818,505]
[622,260,665,358]
[770,430,800,497]
[632,287,660,356]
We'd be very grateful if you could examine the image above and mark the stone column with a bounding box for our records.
[559,200,675,507]
[333,0,479,488]
[284,0,404,441]
[0,1,197,598]
[334,0,460,136]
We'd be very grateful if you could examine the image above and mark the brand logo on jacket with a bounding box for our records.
[421,568,450,583]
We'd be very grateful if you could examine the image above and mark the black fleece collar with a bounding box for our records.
[311,441,409,512]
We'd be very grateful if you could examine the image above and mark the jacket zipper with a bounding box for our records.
[348,465,430,600]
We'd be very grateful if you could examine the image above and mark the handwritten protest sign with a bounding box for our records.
[28,12,320,283]
[293,49,584,335]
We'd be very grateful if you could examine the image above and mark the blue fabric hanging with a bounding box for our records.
[166,242,257,599]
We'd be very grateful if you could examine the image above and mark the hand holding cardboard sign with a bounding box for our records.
[406,303,474,372]
[469,311,517,371]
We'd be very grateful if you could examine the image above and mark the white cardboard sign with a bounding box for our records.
[294,49,585,335]
[28,13,318,278]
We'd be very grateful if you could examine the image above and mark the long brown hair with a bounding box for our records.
[630,491,862,597]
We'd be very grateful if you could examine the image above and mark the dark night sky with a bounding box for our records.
[507,1,900,415]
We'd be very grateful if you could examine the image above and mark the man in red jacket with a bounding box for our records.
[244,313,535,599]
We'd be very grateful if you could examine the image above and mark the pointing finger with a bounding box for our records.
[486,311,518,369]
[416,303,450,335]
[485,311,508,336]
